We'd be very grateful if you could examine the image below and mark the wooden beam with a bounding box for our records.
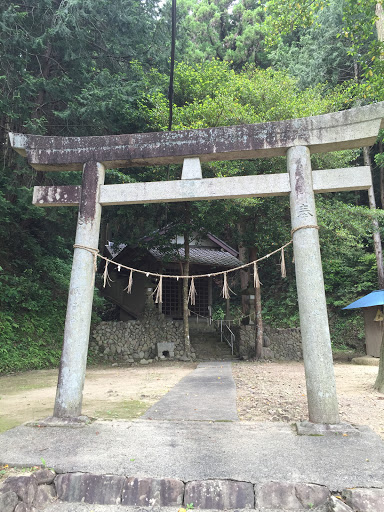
[32,167,372,207]
[10,102,384,171]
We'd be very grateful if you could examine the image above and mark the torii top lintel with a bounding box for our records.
[9,102,384,171]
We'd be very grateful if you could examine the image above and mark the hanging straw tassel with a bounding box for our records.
[123,269,134,294]
[103,262,114,288]
[253,261,261,289]
[188,277,197,305]
[221,272,229,299]
[93,252,98,273]
[280,247,286,278]
[153,275,163,303]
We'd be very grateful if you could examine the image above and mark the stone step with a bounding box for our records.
[191,344,234,360]
[190,335,222,343]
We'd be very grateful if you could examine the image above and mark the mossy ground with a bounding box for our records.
[92,400,149,420]
[0,362,193,433]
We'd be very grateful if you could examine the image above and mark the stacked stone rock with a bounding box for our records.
[0,469,56,512]
[235,325,302,361]
[1,471,383,511]
[90,306,195,364]
[264,326,302,361]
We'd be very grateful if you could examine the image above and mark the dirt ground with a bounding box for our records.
[0,360,383,440]
[0,362,196,433]
[232,360,384,439]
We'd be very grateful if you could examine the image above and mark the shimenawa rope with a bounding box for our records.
[73,239,294,304]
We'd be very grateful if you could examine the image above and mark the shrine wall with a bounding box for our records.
[91,313,302,363]
[90,306,192,364]
[234,325,302,361]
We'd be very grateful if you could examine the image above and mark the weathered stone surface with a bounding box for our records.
[34,469,55,485]
[55,473,125,505]
[296,421,360,437]
[184,480,254,509]
[157,342,175,359]
[0,490,19,512]
[352,356,379,366]
[295,483,330,507]
[328,496,354,512]
[343,488,384,511]
[234,324,302,361]
[90,305,184,364]
[1,476,38,505]
[14,503,37,512]
[11,102,384,171]
[33,484,56,508]
[255,481,330,510]
[121,477,184,507]
[261,347,274,360]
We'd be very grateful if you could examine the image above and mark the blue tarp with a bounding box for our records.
[343,290,384,309]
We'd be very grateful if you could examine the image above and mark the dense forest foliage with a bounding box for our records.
[1,0,384,372]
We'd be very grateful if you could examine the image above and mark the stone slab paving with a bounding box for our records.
[0,420,383,491]
[142,362,238,421]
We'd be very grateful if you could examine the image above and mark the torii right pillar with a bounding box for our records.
[288,145,340,424]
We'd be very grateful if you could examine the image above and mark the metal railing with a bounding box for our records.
[220,320,235,355]
[188,308,213,325]
[188,310,236,355]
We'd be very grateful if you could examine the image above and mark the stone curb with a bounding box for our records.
[1,471,384,511]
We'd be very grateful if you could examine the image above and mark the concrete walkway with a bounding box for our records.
[1,419,384,490]
[143,362,238,421]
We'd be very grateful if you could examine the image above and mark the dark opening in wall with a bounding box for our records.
[162,350,170,358]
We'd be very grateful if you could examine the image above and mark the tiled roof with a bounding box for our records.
[149,247,241,269]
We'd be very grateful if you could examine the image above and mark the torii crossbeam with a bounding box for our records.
[10,102,384,426]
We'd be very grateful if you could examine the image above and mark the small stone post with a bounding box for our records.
[288,146,340,424]
[53,161,105,418]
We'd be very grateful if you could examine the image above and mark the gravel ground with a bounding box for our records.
[232,360,384,439]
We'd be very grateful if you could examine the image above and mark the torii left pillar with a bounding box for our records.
[53,161,105,418]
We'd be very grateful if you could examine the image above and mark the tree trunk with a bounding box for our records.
[182,205,191,359]
[374,331,384,393]
[379,140,384,209]
[363,147,384,289]
[250,247,263,359]
[238,233,250,317]
[376,2,384,46]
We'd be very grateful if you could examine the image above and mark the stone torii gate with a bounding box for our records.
[10,102,384,426]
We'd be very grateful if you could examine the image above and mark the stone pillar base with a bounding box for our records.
[27,416,93,428]
[296,421,360,436]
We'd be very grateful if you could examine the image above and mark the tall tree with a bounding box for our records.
[164,0,269,69]
[269,0,357,88]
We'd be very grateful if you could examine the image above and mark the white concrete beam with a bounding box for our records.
[99,173,290,205]
[312,166,372,193]
[99,166,372,206]
[32,167,372,207]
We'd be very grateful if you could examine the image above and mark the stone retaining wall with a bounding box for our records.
[1,471,383,511]
[90,299,195,363]
[91,311,301,362]
[235,324,302,360]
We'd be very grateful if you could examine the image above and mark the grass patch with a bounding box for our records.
[0,370,57,395]
[92,400,149,420]
[0,416,23,434]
